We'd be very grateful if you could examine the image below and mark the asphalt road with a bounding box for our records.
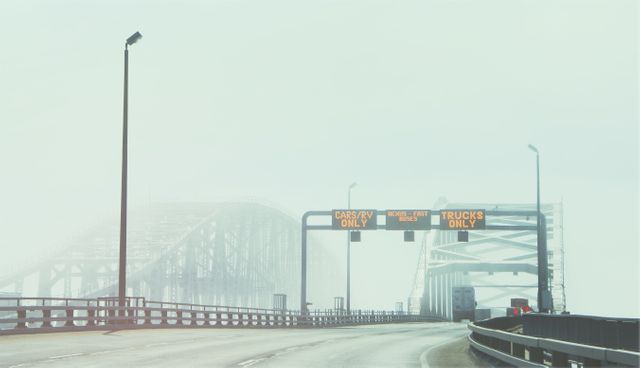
[0,323,474,368]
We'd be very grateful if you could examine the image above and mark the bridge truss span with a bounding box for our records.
[0,202,339,309]
[408,200,565,319]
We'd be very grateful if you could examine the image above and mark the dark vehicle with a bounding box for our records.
[452,287,476,322]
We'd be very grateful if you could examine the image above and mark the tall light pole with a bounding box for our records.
[119,31,142,316]
[347,182,357,314]
[528,144,551,313]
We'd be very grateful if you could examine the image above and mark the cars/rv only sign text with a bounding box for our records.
[332,210,378,230]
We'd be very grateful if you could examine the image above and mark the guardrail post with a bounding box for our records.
[176,310,184,325]
[552,351,569,367]
[160,309,168,325]
[144,308,152,325]
[87,308,96,327]
[108,307,116,325]
[529,347,544,364]
[498,339,510,354]
[191,311,197,326]
[215,312,222,326]
[512,343,525,359]
[16,309,27,329]
[127,306,135,324]
[41,309,52,328]
[583,357,601,367]
[65,308,75,327]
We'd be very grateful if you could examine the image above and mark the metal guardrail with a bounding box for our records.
[0,297,435,335]
[468,315,640,367]
[522,313,639,352]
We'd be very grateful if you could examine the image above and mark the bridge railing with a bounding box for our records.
[468,315,640,367]
[0,297,437,335]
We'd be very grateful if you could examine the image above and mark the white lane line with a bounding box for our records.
[238,358,266,367]
[8,364,28,368]
[144,342,170,348]
[48,353,83,359]
[89,350,118,356]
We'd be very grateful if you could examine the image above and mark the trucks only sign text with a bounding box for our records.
[439,210,486,230]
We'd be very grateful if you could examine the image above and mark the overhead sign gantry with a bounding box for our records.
[299,208,550,315]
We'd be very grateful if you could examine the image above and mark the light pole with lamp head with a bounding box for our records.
[119,31,142,317]
[528,144,551,313]
[347,182,356,314]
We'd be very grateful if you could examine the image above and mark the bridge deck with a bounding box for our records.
[0,322,473,367]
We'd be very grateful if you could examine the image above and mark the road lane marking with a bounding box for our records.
[144,342,170,348]
[48,353,84,359]
[238,358,266,367]
[90,350,118,355]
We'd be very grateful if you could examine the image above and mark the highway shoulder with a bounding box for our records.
[426,336,493,368]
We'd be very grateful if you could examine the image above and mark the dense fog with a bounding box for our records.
[0,0,637,317]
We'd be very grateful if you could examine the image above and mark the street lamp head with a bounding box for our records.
[349,182,357,189]
[126,32,143,46]
[528,144,539,154]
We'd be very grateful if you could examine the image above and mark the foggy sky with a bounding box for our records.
[0,0,637,316]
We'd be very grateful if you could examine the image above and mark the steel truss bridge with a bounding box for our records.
[0,200,564,319]
[0,202,340,309]
[408,200,565,319]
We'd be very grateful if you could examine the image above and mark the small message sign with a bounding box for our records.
[385,210,431,230]
[332,210,378,230]
[439,210,486,230]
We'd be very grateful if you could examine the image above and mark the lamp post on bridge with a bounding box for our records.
[347,182,356,314]
[528,144,552,313]
[119,31,142,317]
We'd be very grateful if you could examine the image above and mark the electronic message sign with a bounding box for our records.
[332,210,377,230]
[439,210,486,230]
[385,210,431,230]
